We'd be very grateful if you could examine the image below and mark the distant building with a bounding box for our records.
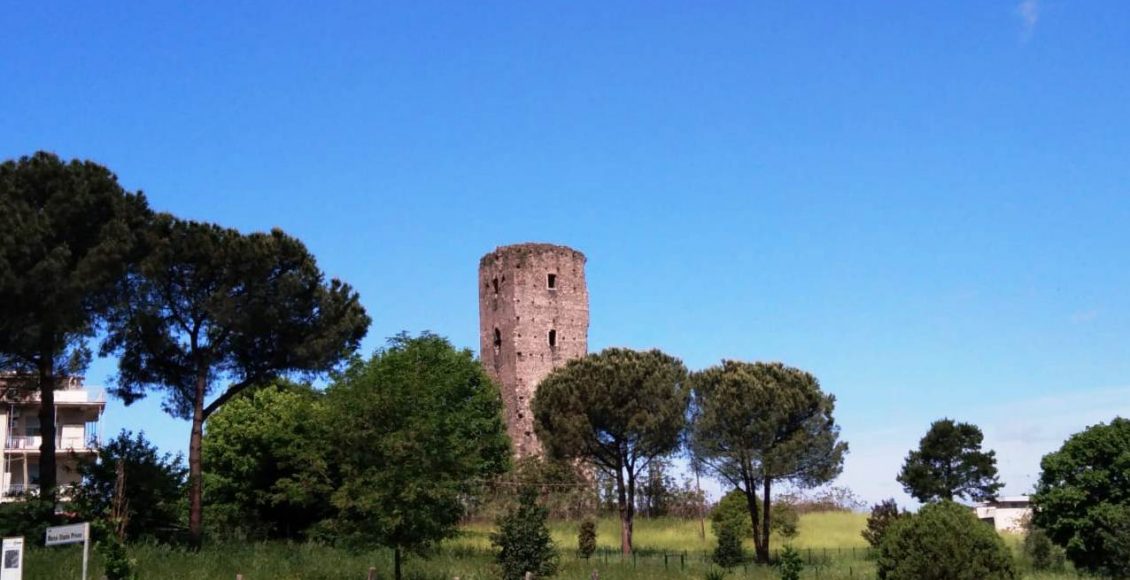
[0,375,104,501]
[974,496,1031,532]
[478,243,589,458]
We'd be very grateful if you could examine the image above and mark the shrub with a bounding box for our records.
[1023,527,1064,572]
[491,487,559,580]
[877,500,1016,580]
[577,519,597,560]
[0,498,60,545]
[772,503,799,540]
[778,545,804,580]
[862,498,905,548]
[710,489,752,538]
[712,517,745,568]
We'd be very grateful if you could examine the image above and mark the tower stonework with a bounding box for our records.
[479,243,589,458]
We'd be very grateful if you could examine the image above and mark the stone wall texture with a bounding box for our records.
[478,243,589,457]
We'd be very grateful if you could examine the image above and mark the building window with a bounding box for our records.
[547,273,557,289]
[548,329,557,347]
[493,328,502,355]
[492,278,499,295]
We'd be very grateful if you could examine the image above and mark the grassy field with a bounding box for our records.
[21,513,1081,579]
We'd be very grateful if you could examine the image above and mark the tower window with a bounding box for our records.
[492,278,499,295]
[493,328,501,355]
[548,329,557,347]
[547,273,557,289]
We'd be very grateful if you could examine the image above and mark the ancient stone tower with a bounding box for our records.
[479,243,589,457]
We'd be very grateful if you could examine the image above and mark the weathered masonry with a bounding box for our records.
[478,243,589,457]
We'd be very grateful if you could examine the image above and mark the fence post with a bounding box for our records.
[664,552,668,569]
[681,551,685,569]
[367,567,377,580]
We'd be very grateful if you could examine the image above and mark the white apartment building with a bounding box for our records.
[0,375,104,501]
[974,496,1032,533]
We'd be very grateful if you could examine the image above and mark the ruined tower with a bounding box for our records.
[479,243,589,457]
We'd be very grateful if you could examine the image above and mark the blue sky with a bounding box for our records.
[3,1,1129,505]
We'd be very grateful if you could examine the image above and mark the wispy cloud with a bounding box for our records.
[1017,0,1041,40]
[1070,309,1100,324]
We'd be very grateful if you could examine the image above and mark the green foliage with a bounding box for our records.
[772,502,799,540]
[712,517,745,568]
[94,520,137,580]
[577,519,597,559]
[101,215,369,545]
[203,381,332,540]
[861,498,905,549]
[689,360,847,562]
[1023,526,1065,572]
[532,347,689,554]
[323,333,510,578]
[711,490,752,537]
[1031,416,1130,577]
[0,151,151,497]
[492,487,559,580]
[74,430,186,542]
[876,500,1016,580]
[897,418,1003,503]
[0,498,60,545]
[777,545,804,580]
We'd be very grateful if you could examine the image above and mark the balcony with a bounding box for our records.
[5,436,99,452]
[5,389,106,405]
[2,483,38,497]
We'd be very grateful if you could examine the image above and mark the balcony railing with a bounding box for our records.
[4,389,106,404]
[5,436,99,451]
[2,483,38,497]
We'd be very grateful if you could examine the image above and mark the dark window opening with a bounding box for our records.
[548,329,557,347]
[547,273,557,289]
[492,278,499,295]
[493,328,501,355]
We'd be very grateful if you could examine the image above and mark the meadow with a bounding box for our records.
[22,513,1080,579]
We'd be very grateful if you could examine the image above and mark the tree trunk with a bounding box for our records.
[187,371,207,548]
[394,546,402,580]
[626,469,635,554]
[616,466,631,556]
[758,478,772,563]
[743,486,764,561]
[36,356,57,503]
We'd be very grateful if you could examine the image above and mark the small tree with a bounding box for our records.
[771,502,799,540]
[577,520,597,560]
[533,348,689,555]
[1031,417,1130,577]
[325,333,510,580]
[897,418,1002,503]
[1023,527,1064,572]
[713,519,745,569]
[492,487,559,580]
[877,501,1016,580]
[862,499,905,549]
[75,430,186,542]
[778,545,804,580]
[203,381,332,540]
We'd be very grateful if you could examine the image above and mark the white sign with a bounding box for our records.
[45,523,90,580]
[44,523,87,547]
[0,537,23,580]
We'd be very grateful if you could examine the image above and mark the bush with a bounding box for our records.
[0,498,60,545]
[771,503,799,540]
[862,498,905,548]
[876,501,1016,580]
[1023,527,1064,572]
[712,517,745,568]
[710,489,752,537]
[778,545,804,580]
[577,519,596,559]
[491,487,558,580]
